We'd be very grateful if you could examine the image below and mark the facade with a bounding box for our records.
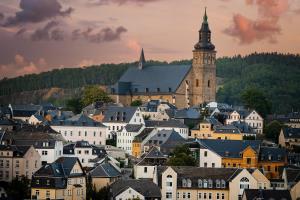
[63,141,107,167]
[0,145,41,182]
[51,113,107,146]
[132,128,155,158]
[29,114,44,125]
[279,127,300,150]
[31,157,86,200]
[160,166,261,200]
[110,179,161,200]
[109,9,216,109]
[140,100,176,121]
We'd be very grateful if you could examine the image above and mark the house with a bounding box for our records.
[232,121,256,138]
[110,179,161,200]
[140,100,176,121]
[10,104,42,122]
[282,167,300,200]
[270,178,286,190]
[258,146,287,179]
[116,124,144,155]
[134,146,167,180]
[212,125,243,140]
[226,109,264,134]
[0,116,16,131]
[145,119,189,139]
[89,160,121,191]
[102,106,145,140]
[173,107,201,127]
[63,141,106,167]
[132,128,155,158]
[0,125,64,164]
[279,128,300,150]
[51,113,107,146]
[109,9,216,109]
[242,189,292,200]
[275,112,300,128]
[0,144,41,182]
[31,157,86,200]
[29,114,44,125]
[160,166,261,200]
[190,117,221,139]
[45,110,74,122]
[247,168,271,190]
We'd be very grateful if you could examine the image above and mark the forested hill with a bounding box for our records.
[0,52,299,113]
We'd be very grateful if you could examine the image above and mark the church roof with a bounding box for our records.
[112,64,191,95]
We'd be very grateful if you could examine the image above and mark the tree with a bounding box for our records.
[264,120,284,142]
[66,98,83,114]
[131,99,142,107]
[81,85,112,106]
[241,88,272,117]
[167,144,197,166]
[6,176,31,200]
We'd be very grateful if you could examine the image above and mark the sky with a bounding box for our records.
[0,0,300,78]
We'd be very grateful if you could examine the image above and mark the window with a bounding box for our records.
[204,151,208,157]
[46,190,50,198]
[166,192,172,199]
[42,151,48,155]
[204,193,207,199]
[187,192,191,199]
[247,158,251,164]
[212,163,215,168]
[198,179,202,188]
[144,167,147,173]
[240,177,250,189]
[222,193,225,199]
[46,179,50,185]
[209,193,212,199]
[36,179,39,185]
[145,88,149,92]
[182,179,187,187]
[35,190,40,197]
[196,79,199,87]
[187,179,192,187]
[208,80,211,88]
[15,160,19,168]
[221,180,226,188]
[198,193,202,199]
[204,162,207,167]
[0,160,3,167]
[216,179,220,188]
[208,179,213,188]
[157,88,160,92]
[203,179,208,188]
[217,193,220,199]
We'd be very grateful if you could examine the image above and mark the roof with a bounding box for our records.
[137,146,167,166]
[259,147,286,162]
[285,168,300,185]
[111,64,192,95]
[102,106,137,123]
[89,162,121,178]
[51,113,106,127]
[198,139,261,158]
[63,141,106,155]
[145,119,187,128]
[32,114,44,121]
[110,179,161,198]
[133,128,154,142]
[232,121,255,134]
[0,145,31,157]
[124,124,144,132]
[145,129,184,147]
[214,124,241,134]
[282,128,300,139]
[174,108,201,119]
[243,189,292,200]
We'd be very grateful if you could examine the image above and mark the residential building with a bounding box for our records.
[134,146,167,180]
[51,113,107,146]
[110,179,161,200]
[116,124,144,155]
[190,118,219,139]
[173,108,201,127]
[0,125,64,164]
[63,141,106,167]
[212,125,243,140]
[109,9,216,109]
[145,119,189,139]
[140,100,176,121]
[31,157,86,200]
[102,106,145,140]
[0,144,41,182]
[232,121,256,138]
[242,189,292,200]
[275,112,300,128]
[279,127,300,150]
[282,167,300,200]
[89,160,121,191]
[160,166,261,200]
[132,128,155,158]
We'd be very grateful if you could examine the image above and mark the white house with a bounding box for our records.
[51,113,107,145]
[28,114,44,125]
[140,100,176,121]
[116,124,144,155]
[63,140,107,167]
[102,106,145,140]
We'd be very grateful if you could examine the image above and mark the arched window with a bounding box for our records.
[187,179,192,187]
[182,179,187,187]
[166,175,173,187]
[240,177,250,189]
[167,175,172,178]
[208,179,213,188]
[221,180,226,188]
[203,179,208,188]
[198,179,202,188]
[216,179,220,188]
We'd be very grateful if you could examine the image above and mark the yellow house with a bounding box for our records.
[222,146,258,168]
[212,125,243,140]
[190,118,216,139]
[31,157,86,200]
[132,128,155,158]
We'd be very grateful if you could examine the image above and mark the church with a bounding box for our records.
[110,9,216,109]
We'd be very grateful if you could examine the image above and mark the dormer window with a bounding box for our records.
[221,180,226,188]
[157,88,160,92]
[216,179,220,188]
[134,88,138,93]
[145,88,149,93]
[36,179,39,185]
[168,88,172,92]
[198,179,202,188]
[46,180,50,185]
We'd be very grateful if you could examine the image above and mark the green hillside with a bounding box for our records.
[0,53,299,113]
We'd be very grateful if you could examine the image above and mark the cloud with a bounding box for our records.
[15,28,27,36]
[0,13,4,21]
[31,21,64,41]
[3,0,73,26]
[72,26,127,43]
[88,0,162,6]
[0,54,48,78]
[224,0,289,44]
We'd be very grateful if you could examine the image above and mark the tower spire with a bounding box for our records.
[203,7,208,24]
[138,48,146,70]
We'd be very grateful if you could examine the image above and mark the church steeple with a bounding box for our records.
[194,8,215,51]
[138,48,146,70]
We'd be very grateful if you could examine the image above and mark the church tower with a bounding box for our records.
[191,8,216,105]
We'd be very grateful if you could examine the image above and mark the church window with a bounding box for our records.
[208,80,211,88]
[196,79,199,87]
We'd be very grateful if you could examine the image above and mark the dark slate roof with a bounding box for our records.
[259,147,286,162]
[0,117,16,126]
[172,166,242,188]
[51,113,106,127]
[0,145,31,157]
[145,119,187,128]
[124,124,144,132]
[133,128,154,142]
[232,121,255,134]
[63,141,106,155]
[174,108,201,119]
[243,189,291,200]
[111,64,192,95]
[146,129,184,146]
[137,146,167,166]
[110,179,161,198]
[32,114,44,121]
[140,100,177,113]
[198,139,261,158]
[214,124,241,134]
[89,162,121,178]
[102,106,137,123]
[285,168,300,185]
[282,128,300,139]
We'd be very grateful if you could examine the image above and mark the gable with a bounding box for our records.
[116,187,144,199]
[70,160,83,175]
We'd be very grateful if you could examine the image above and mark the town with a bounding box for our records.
[0,4,300,200]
